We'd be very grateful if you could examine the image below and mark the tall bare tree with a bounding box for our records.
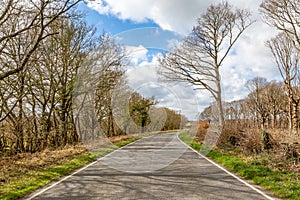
[0,0,82,126]
[260,0,300,52]
[32,17,95,148]
[158,1,253,129]
[95,69,124,137]
[74,33,127,142]
[266,32,300,133]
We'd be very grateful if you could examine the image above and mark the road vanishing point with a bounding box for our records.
[24,132,278,200]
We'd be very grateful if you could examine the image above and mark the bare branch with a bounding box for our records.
[260,0,300,51]
[158,1,253,127]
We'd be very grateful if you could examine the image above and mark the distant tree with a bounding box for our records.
[158,1,253,130]
[246,77,268,129]
[162,108,186,131]
[129,93,156,133]
[261,81,286,129]
[224,100,247,121]
[198,103,218,122]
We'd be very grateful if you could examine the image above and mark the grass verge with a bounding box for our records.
[0,152,95,200]
[179,131,300,200]
[0,136,142,200]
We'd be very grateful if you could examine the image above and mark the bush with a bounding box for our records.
[261,131,274,151]
[283,143,300,161]
[195,120,210,142]
[216,120,245,149]
[239,129,262,154]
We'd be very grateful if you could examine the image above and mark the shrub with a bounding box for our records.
[195,120,210,142]
[261,131,274,151]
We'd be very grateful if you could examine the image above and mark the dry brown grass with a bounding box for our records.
[0,145,86,186]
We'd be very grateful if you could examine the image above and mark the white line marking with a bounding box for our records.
[25,137,144,200]
[25,160,98,200]
[177,133,276,200]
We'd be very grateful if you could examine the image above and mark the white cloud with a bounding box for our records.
[125,45,148,65]
[87,0,216,34]
[87,0,110,14]
[126,54,201,120]
[87,0,282,117]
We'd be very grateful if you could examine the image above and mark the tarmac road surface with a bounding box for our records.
[24,132,278,200]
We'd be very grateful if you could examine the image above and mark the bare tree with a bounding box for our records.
[266,32,300,133]
[74,33,127,142]
[95,69,124,137]
[158,1,253,129]
[31,17,95,148]
[246,77,268,129]
[0,11,96,153]
[262,81,286,129]
[260,0,300,52]
[93,34,127,137]
[0,0,81,81]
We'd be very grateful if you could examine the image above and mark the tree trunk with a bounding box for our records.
[109,106,114,136]
[60,86,68,146]
[215,68,224,130]
[271,114,275,129]
[16,76,25,152]
[261,114,267,129]
[289,102,293,131]
[291,101,299,135]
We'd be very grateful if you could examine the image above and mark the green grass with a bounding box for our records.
[1,152,95,200]
[0,136,142,200]
[113,136,141,148]
[179,131,300,200]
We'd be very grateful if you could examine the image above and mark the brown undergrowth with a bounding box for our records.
[193,120,300,177]
[0,145,87,187]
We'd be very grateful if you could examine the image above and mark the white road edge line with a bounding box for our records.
[25,160,97,200]
[176,132,276,200]
[25,136,144,200]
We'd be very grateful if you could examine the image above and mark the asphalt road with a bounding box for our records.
[24,132,277,200]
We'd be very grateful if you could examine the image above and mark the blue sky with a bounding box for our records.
[77,2,199,119]
[78,2,183,51]
[76,0,280,120]
[78,2,158,35]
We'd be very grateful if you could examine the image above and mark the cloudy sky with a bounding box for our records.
[78,0,280,120]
